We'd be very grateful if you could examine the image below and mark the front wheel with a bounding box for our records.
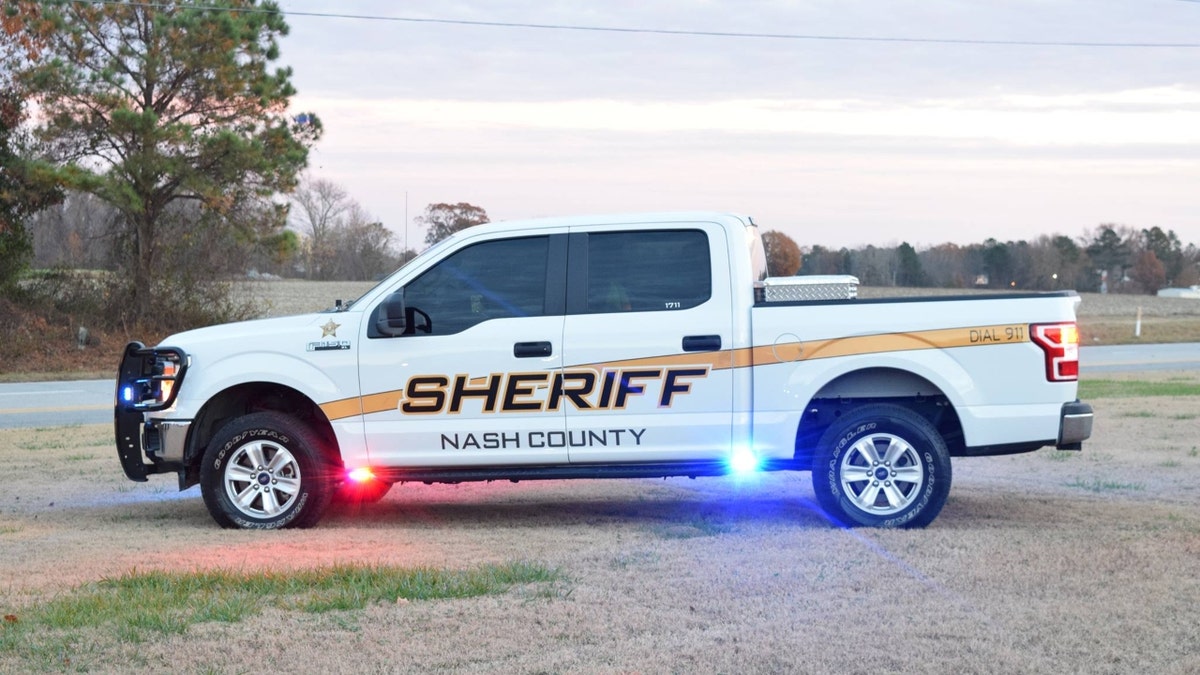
[812,404,952,528]
[200,412,334,529]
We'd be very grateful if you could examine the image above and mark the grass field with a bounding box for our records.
[2,370,1199,672]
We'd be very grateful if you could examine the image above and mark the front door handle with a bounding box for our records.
[514,341,553,358]
[682,335,722,352]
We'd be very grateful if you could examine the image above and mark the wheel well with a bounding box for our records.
[180,383,340,488]
[793,367,966,467]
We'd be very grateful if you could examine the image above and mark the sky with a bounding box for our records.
[276,0,1200,251]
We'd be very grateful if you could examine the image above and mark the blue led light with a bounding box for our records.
[121,385,134,403]
[729,447,760,474]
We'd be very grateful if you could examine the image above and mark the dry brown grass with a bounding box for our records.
[3,370,1200,673]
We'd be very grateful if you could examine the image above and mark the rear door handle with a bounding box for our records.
[682,335,722,352]
[514,341,553,358]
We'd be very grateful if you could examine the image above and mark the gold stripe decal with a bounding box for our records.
[318,324,1028,421]
[784,323,1029,365]
[579,324,1030,372]
[319,397,362,420]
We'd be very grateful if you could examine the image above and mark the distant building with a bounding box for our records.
[1157,286,1200,299]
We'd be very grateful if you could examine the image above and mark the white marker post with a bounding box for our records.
[1135,307,1142,338]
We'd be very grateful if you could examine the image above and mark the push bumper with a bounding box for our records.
[1056,400,1093,450]
[114,342,190,481]
[115,403,151,481]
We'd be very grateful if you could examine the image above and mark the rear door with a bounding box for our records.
[559,223,734,463]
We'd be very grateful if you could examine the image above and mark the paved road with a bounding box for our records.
[2,342,1199,429]
[0,379,114,429]
[1079,342,1200,374]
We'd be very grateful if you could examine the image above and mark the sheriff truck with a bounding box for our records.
[115,212,1093,529]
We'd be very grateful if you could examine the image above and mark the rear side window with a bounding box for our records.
[585,230,711,313]
[400,236,549,335]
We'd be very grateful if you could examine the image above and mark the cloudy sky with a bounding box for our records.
[278,0,1200,250]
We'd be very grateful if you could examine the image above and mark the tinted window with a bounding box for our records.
[585,230,711,313]
[400,236,549,335]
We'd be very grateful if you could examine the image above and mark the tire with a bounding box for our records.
[199,412,334,529]
[812,404,952,528]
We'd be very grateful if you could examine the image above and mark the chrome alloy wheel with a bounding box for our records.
[222,439,302,518]
[838,432,926,515]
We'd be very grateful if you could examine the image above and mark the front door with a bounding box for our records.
[358,232,568,467]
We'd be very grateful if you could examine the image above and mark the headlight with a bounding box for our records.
[116,342,189,411]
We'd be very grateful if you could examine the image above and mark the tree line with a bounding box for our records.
[27,187,488,280]
[763,225,1199,295]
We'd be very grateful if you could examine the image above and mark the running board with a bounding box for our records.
[374,459,806,485]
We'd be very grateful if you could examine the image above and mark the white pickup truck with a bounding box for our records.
[116,212,1093,529]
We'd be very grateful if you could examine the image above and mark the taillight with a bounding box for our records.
[1030,323,1079,382]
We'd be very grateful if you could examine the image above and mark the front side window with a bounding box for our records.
[585,230,711,313]
[395,236,549,335]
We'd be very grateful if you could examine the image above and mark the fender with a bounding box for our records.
[750,347,977,460]
[169,350,351,417]
[792,349,974,410]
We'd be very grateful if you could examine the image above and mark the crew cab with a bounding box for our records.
[115,212,1093,529]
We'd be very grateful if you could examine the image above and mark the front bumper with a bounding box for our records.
[114,342,190,481]
[1056,400,1094,450]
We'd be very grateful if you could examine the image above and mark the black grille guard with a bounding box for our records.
[114,341,189,481]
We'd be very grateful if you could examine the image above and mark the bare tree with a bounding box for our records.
[1178,245,1200,287]
[289,177,410,280]
[850,246,899,286]
[291,175,351,280]
[919,243,974,288]
[326,203,400,281]
[30,192,117,270]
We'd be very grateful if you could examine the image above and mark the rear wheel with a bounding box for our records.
[812,404,951,528]
[200,412,334,529]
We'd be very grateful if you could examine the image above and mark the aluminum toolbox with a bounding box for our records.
[759,275,859,302]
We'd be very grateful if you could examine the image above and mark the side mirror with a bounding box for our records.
[374,291,408,337]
